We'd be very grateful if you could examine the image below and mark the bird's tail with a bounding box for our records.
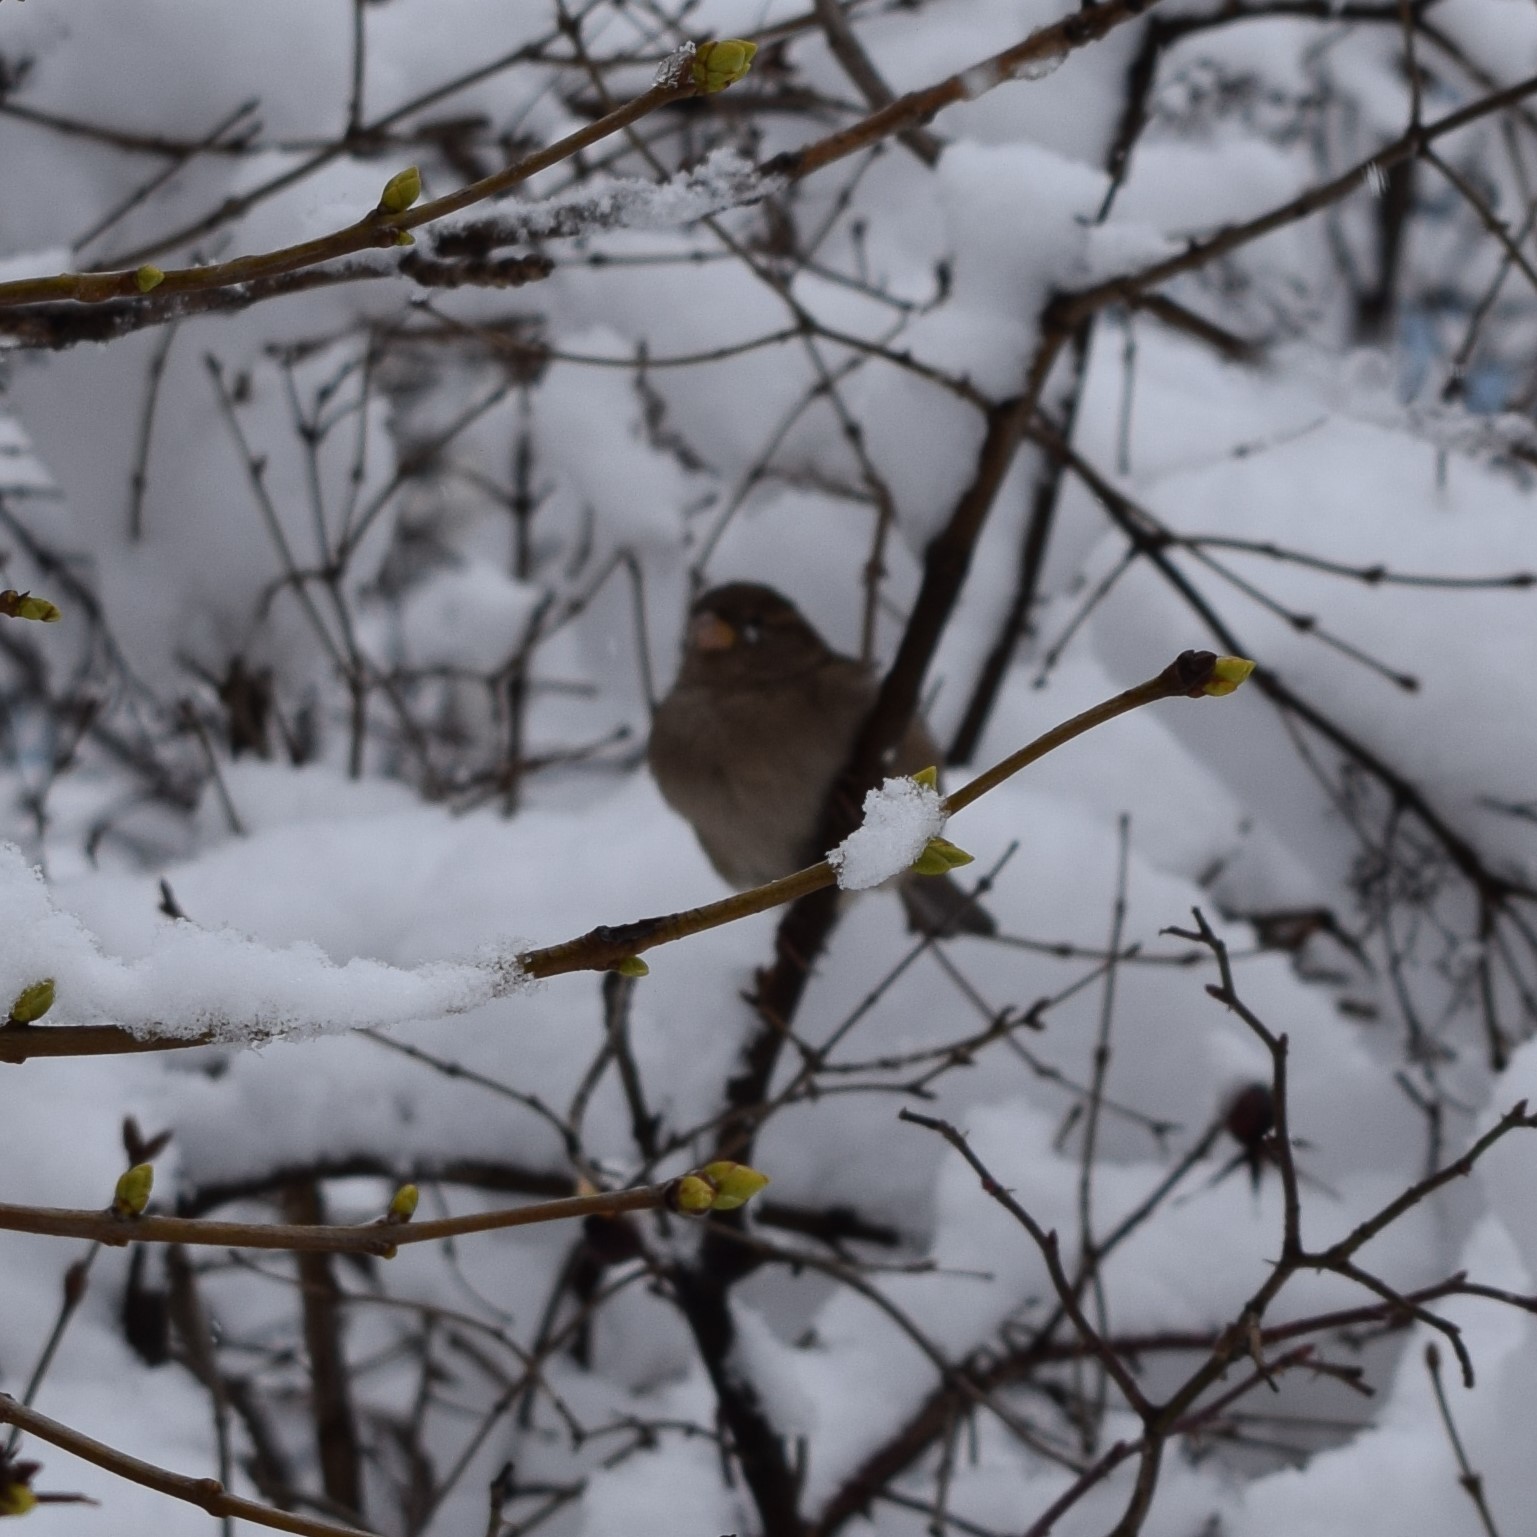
[899,872,996,937]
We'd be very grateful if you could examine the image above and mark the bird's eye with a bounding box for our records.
[740,621,762,644]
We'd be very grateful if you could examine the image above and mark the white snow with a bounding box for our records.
[3,3,1537,1535]
[827,775,947,891]
[430,149,779,253]
[0,843,524,1042]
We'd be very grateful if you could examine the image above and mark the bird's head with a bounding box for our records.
[677,583,834,684]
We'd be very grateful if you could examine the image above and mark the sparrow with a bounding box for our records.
[648,582,994,936]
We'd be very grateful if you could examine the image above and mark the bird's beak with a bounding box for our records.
[688,611,738,652]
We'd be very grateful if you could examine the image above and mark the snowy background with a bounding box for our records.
[2,1,1537,1534]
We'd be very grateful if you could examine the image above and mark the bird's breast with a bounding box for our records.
[648,675,861,887]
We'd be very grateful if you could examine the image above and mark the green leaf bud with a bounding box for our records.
[387,1184,419,1223]
[615,955,650,978]
[1202,656,1257,696]
[377,165,422,215]
[8,978,56,1025]
[135,265,166,293]
[0,1478,38,1516]
[692,38,757,93]
[112,1163,154,1219]
[699,1161,770,1211]
[0,590,63,623]
[911,837,974,876]
[672,1174,717,1214]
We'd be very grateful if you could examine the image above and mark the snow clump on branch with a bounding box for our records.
[828,775,949,892]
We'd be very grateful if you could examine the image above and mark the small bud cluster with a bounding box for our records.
[0,590,62,624]
[0,1454,39,1517]
[0,1448,89,1515]
[691,39,758,94]
[911,836,974,877]
[668,1160,770,1215]
[903,766,977,873]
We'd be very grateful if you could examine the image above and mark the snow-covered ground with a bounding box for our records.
[2,2,1537,1534]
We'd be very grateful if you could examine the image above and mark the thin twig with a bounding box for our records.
[0,1394,380,1537]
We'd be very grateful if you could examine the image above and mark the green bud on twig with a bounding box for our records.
[134,265,165,293]
[386,1184,419,1223]
[669,1161,770,1214]
[112,1163,154,1219]
[377,165,422,215]
[672,1174,717,1213]
[699,1160,770,1211]
[911,837,974,876]
[615,955,650,978]
[0,1473,38,1517]
[692,38,757,93]
[1202,656,1257,696]
[8,978,55,1025]
[0,590,62,623]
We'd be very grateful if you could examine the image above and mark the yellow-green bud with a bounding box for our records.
[112,1163,154,1218]
[910,837,974,876]
[911,765,939,792]
[0,590,62,623]
[135,265,165,293]
[377,165,422,215]
[615,955,650,978]
[692,38,757,93]
[1202,656,1257,696]
[387,1184,419,1223]
[8,978,56,1025]
[673,1174,717,1214]
[0,1479,38,1516]
[395,229,416,246]
[700,1161,770,1211]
